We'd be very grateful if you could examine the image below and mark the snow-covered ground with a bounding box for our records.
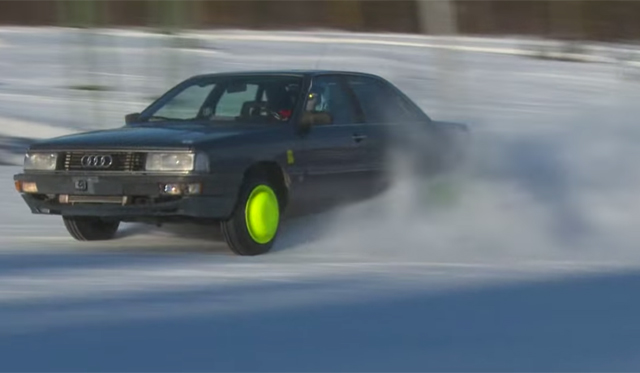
[2,28,640,371]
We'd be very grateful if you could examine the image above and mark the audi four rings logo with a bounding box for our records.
[81,155,113,168]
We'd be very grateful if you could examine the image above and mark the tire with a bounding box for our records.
[63,216,120,241]
[221,176,281,256]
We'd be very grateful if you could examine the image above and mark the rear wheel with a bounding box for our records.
[221,177,281,256]
[63,216,120,241]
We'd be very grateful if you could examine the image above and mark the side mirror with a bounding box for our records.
[298,111,332,133]
[299,112,313,133]
[125,112,141,125]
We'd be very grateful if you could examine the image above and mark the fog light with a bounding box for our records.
[22,182,38,193]
[163,184,183,195]
[161,183,202,195]
[187,183,202,195]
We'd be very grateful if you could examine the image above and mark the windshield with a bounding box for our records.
[140,75,303,124]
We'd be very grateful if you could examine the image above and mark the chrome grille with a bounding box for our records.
[62,151,146,171]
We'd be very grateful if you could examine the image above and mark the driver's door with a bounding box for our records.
[289,75,370,213]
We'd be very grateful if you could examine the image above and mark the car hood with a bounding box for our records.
[28,123,248,150]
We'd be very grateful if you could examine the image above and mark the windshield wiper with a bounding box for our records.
[147,115,188,122]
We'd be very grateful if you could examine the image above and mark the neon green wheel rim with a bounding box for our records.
[244,184,280,244]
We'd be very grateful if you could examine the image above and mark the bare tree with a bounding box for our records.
[416,0,457,36]
[416,0,462,114]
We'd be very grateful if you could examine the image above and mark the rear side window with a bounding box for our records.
[347,76,423,124]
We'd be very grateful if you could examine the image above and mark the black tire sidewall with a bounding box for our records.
[63,216,120,241]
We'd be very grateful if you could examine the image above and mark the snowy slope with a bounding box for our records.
[1,28,640,371]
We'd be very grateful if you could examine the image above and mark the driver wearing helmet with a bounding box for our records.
[305,85,326,112]
[301,84,332,125]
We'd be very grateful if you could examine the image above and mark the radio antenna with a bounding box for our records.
[314,40,332,70]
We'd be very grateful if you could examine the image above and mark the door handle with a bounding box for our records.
[352,134,367,142]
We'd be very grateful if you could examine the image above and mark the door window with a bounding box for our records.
[304,76,358,125]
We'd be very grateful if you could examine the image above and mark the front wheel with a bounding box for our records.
[221,178,281,256]
[63,216,120,241]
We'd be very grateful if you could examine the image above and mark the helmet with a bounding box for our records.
[306,84,326,111]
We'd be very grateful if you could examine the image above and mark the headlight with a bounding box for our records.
[145,153,193,171]
[145,152,208,172]
[24,152,58,171]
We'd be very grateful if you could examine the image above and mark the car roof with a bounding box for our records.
[191,70,384,80]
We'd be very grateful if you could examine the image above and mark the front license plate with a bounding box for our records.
[71,177,100,194]
[74,179,88,191]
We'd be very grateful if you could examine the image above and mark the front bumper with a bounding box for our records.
[14,172,239,220]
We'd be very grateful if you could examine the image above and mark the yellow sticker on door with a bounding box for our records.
[286,149,295,165]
